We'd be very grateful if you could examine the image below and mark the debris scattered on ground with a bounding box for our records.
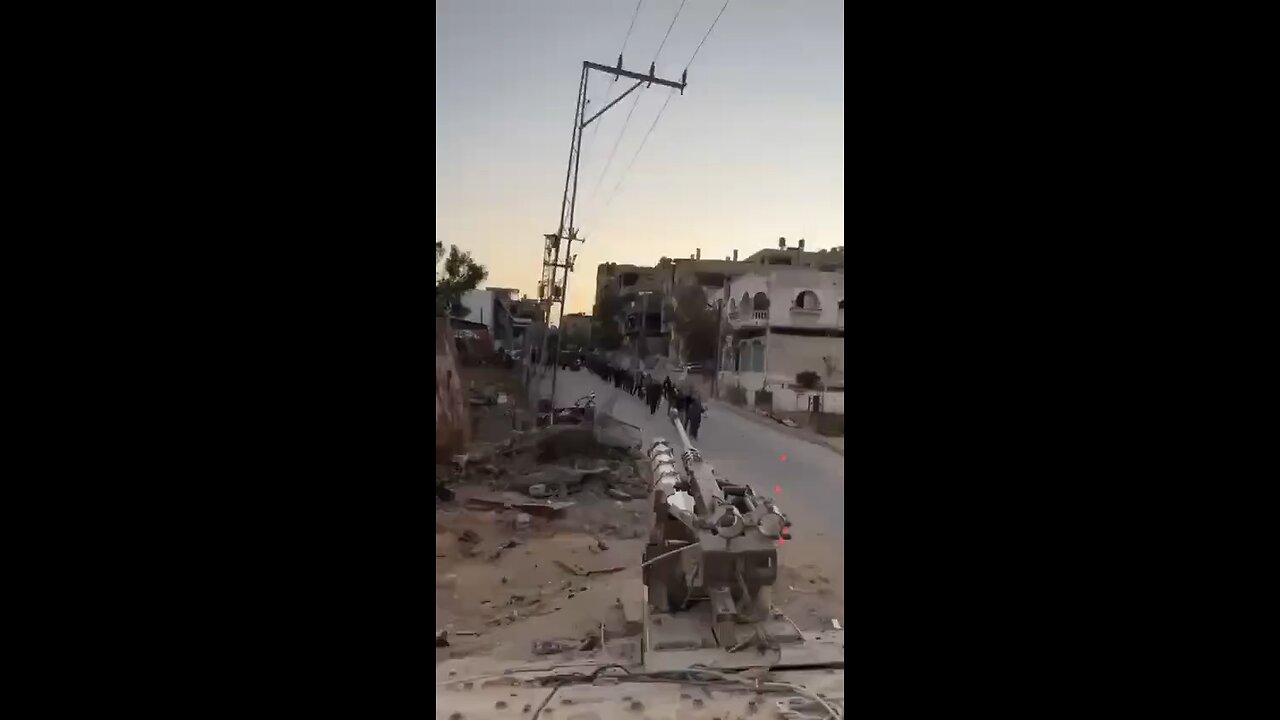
[464,495,575,517]
[487,538,521,560]
[514,513,531,530]
[436,479,455,502]
[831,619,842,630]
[458,529,481,545]
[532,638,579,655]
[554,560,626,577]
[527,483,550,498]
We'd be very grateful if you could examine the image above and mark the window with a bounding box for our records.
[752,292,770,311]
[795,291,820,310]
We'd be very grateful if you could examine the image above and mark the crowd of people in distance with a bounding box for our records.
[584,355,706,440]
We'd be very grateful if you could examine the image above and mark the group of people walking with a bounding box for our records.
[584,356,706,440]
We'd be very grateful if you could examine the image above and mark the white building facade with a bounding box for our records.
[717,267,845,415]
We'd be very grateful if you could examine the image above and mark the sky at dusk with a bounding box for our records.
[436,0,844,315]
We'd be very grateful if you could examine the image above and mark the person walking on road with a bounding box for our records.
[645,377,661,415]
[686,391,706,440]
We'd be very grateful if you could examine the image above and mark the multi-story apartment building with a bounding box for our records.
[717,265,845,415]
[593,238,845,376]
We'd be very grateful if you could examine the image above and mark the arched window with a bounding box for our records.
[795,290,820,310]
[728,298,738,315]
[752,292,770,311]
[740,291,751,308]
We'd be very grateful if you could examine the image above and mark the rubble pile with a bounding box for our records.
[437,424,649,507]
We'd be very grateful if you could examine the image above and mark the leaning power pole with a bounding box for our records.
[540,59,688,414]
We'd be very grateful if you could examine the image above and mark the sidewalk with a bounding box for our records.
[707,399,845,456]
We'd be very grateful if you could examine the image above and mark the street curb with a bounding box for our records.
[707,399,845,456]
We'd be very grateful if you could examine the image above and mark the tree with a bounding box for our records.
[795,370,821,390]
[592,286,623,351]
[670,283,718,363]
[435,241,487,317]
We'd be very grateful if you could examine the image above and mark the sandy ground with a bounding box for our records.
[435,483,650,663]
[437,366,843,665]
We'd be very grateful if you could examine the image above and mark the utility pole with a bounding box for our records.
[542,59,689,416]
[710,288,727,399]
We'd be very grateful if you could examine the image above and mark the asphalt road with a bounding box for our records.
[536,368,846,583]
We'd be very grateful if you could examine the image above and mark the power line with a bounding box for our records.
[602,88,677,210]
[586,88,645,210]
[620,0,644,57]
[583,0,647,168]
[652,0,688,63]
[586,0,655,210]
[598,0,728,219]
[686,0,731,68]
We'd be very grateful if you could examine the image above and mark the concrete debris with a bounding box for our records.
[526,483,551,498]
[487,538,520,560]
[457,529,481,544]
[607,488,632,501]
[531,639,578,655]
[514,513,532,530]
[831,618,842,630]
[436,630,449,647]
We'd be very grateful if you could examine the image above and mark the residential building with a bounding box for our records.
[592,237,845,371]
[717,266,845,415]
[454,287,542,354]
[559,312,592,349]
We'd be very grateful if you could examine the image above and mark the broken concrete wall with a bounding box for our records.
[437,316,471,455]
